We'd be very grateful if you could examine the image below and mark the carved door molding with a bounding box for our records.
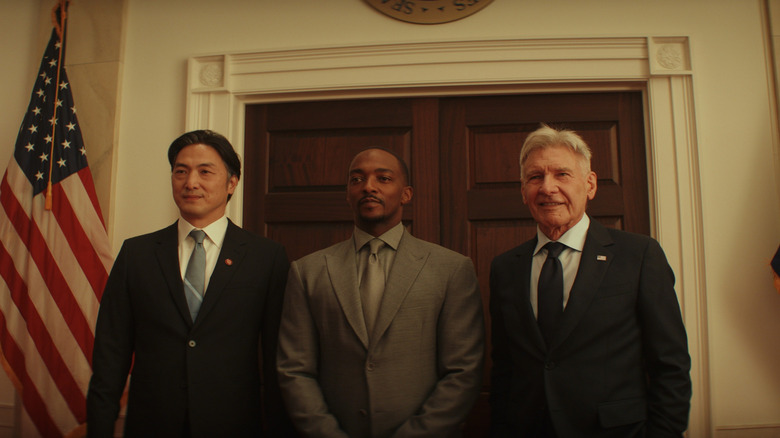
[186,36,709,435]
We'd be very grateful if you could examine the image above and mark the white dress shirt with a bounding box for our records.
[530,215,590,318]
[177,215,229,293]
[353,222,405,285]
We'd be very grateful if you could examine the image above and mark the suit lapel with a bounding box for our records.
[194,220,245,327]
[155,222,193,327]
[325,240,369,348]
[371,233,427,345]
[553,219,613,348]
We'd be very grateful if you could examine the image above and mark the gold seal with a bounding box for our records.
[364,0,494,24]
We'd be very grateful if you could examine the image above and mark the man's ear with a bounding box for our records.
[227,174,239,195]
[586,171,597,200]
[401,186,413,205]
[520,181,529,205]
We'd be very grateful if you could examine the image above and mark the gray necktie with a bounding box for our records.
[361,238,385,336]
[184,229,206,322]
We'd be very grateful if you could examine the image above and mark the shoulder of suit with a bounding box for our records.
[293,238,352,265]
[492,237,537,262]
[601,226,657,246]
[400,232,470,261]
[120,222,177,247]
[225,222,286,252]
[588,225,667,260]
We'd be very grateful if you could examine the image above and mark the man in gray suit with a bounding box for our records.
[277,147,485,438]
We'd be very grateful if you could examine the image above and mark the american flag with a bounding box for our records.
[0,6,112,437]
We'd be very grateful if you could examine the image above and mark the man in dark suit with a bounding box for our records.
[87,130,290,437]
[277,148,484,437]
[489,125,691,437]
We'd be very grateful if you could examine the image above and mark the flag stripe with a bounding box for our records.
[0,256,68,437]
[53,171,111,295]
[0,277,80,435]
[2,168,97,376]
[0,225,87,431]
[76,162,106,230]
[4,164,101,346]
[0,176,98,374]
[1,175,94,362]
[0,20,112,436]
[0,230,87,423]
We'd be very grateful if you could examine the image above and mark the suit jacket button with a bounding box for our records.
[366,362,375,371]
[188,340,196,347]
[544,361,555,370]
[359,409,368,417]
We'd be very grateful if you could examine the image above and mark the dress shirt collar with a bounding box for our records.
[177,215,229,249]
[533,214,590,255]
[353,222,405,252]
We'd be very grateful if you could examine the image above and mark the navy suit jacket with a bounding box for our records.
[87,220,290,437]
[489,218,691,438]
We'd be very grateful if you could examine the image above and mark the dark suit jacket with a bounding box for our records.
[277,231,484,438]
[87,220,289,437]
[489,218,691,438]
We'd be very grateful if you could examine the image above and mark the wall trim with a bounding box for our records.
[0,402,14,433]
[715,423,780,438]
[186,36,711,436]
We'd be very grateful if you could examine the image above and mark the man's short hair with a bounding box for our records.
[519,124,592,180]
[168,130,241,180]
[351,147,412,186]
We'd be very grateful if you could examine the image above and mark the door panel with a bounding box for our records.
[439,92,648,433]
[244,98,438,261]
[244,91,648,436]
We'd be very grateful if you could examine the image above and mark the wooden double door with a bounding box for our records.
[243,92,649,435]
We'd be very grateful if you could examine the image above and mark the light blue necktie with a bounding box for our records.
[184,229,206,322]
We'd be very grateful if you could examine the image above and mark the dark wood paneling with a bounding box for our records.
[244,97,436,259]
[266,98,415,130]
[268,129,410,191]
[244,91,649,437]
[409,98,440,243]
[472,129,524,185]
[440,92,649,433]
[267,223,354,262]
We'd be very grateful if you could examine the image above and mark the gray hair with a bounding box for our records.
[519,124,592,180]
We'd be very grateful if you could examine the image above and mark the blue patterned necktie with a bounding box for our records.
[184,229,206,322]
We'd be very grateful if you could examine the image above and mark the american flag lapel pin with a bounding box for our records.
[597,255,607,261]
[225,258,233,266]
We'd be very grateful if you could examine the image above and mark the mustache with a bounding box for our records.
[359,196,383,205]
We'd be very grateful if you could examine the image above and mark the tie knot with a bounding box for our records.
[544,242,565,259]
[368,238,384,255]
[190,229,206,244]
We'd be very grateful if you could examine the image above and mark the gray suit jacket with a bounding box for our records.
[277,231,484,438]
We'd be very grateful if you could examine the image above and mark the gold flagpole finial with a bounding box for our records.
[51,0,70,40]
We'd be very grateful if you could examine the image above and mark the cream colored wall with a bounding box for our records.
[0,0,123,436]
[1,0,779,436]
[0,3,44,436]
